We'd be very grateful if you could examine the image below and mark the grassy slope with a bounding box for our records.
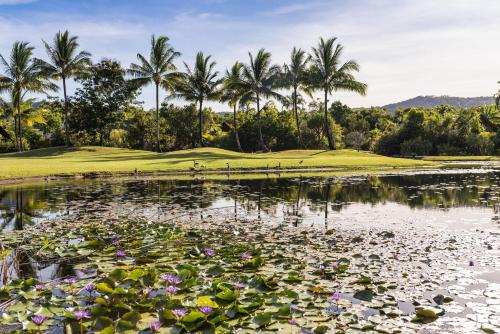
[0,146,434,179]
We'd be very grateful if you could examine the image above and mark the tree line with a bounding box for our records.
[0,31,366,152]
[1,31,499,156]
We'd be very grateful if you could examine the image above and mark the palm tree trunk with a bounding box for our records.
[256,94,269,152]
[293,86,305,149]
[233,104,242,152]
[324,88,335,150]
[199,99,203,147]
[155,83,161,153]
[17,97,22,152]
[62,76,70,146]
[13,110,19,152]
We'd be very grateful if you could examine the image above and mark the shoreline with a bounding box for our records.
[0,165,439,186]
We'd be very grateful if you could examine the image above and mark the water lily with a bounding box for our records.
[328,291,341,303]
[172,308,187,318]
[331,262,339,270]
[84,284,96,293]
[160,273,181,285]
[73,310,92,321]
[289,318,297,325]
[31,315,47,326]
[204,248,215,256]
[63,277,79,284]
[166,285,178,295]
[234,282,246,289]
[111,240,119,246]
[149,321,161,332]
[35,284,46,290]
[198,306,213,315]
[116,250,126,257]
[241,252,252,259]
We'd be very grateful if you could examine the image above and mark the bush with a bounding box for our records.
[400,137,433,156]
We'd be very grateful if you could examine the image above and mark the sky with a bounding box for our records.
[1,0,500,111]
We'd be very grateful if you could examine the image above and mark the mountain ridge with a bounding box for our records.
[382,95,494,113]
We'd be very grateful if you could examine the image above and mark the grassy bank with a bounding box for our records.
[422,155,500,161]
[0,146,435,180]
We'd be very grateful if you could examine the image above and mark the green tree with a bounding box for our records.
[35,30,92,146]
[221,62,244,151]
[70,59,139,145]
[128,35,180,152]
[239,49,283,152]
[176,52,221,147]
[0,41,57,151]
[280,47,310,148]
[309,37,367,149]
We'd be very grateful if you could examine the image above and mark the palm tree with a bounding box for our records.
[309,37,367,150]
[221,62,244,151]
[239,49,282,152]
[0,41,57,151]
[128,35,180,152]
[35,30,92,146]
[281,47,310,148]
[176,52,221,147]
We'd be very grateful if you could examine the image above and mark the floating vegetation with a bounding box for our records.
[0,171,499,333]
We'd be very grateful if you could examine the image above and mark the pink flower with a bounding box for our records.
[204,248,215,256]
[172,308,187,318]
[328,291,341,303]
[166,286,178,295]
[116,250,126,257]
[31,315,47,326]
[73,310,91,321]
[149,321,161,332]
[241,252,252,260]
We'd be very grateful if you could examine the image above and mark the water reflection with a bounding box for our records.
[1,170,500,231]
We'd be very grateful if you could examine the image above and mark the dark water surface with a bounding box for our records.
[1,167,500,332]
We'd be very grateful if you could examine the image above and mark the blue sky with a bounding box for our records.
[1,0,500,110]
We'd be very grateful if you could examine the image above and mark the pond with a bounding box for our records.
[0,167,499,333]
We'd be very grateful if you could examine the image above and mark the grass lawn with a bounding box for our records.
[0,146,435,180]
[422,155,500,161]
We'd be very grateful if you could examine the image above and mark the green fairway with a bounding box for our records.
[0,146,435,180]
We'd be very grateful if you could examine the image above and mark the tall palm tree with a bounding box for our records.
[309,37,367,150]
[176,52,222,147]
[239,49,282,152]
[128,35,180,152]
[221,62,244,151]
[35,30,92,146]
[281,47,310,148]
[0,41,56,151]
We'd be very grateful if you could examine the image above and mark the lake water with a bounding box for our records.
[1,166,499,332]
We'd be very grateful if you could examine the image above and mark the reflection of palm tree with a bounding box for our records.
[0,188,48,231]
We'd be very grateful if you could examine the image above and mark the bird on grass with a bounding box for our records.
[226,162,230,170]
[299,160,304,165]
[193,160,199,168]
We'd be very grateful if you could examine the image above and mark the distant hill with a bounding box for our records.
[383,95,494,113]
